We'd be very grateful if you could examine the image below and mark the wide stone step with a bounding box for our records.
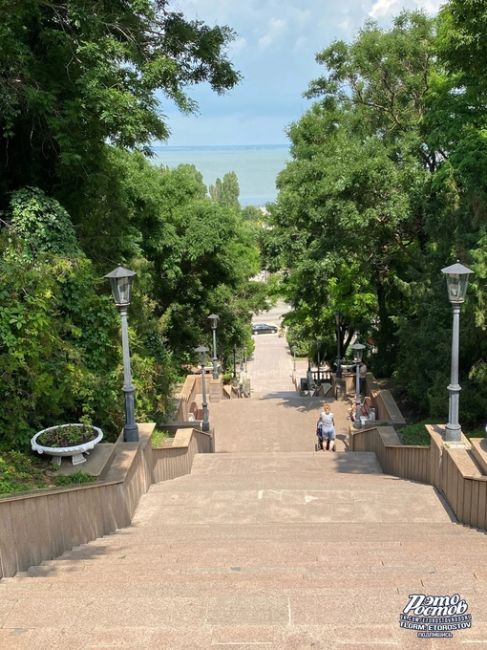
[49,542,486,570]
[190,451,382,476]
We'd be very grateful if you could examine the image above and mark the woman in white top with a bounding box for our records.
[318,403,336,451]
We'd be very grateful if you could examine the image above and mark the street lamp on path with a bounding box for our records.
[105,266,139,442]
[441,261,473,443]
[316,339,321,383]
[335,312,343,379]
[208,313,220,379]
[351,342,366,427]
[292,345,297,373]
[195,345,210,432]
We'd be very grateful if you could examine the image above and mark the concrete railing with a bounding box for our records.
[350,425,431,484]
[152,428,213,483]
[173,375,200,421]
[351,423,487,531]
[427,426,487,530]
[366,373,406,426]
[0,424,213,579]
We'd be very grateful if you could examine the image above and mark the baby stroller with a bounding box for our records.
[315,421,325,451]
[315,420,334,451]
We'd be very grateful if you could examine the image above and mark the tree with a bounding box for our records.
[0,0,240,211]
[209,172,240,208]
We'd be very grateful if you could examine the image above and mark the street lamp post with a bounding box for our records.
[335,312,342,378]
[233,345,237,379]
[292,345,297,373]
[208,314,220,379]
[195,345,210,432]
[316,339,321,383]
[441,261,473,443]
[104,266,139,442]
[351,342,366,427]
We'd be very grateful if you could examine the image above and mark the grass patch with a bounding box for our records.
[151,429,174,449]
[0,449,98,496]
[54,472,96,487]
[398,422,436,446]
[0,450,52,495]
[399,421,486,446]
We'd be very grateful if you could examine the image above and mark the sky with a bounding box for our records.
[162,0,445,147]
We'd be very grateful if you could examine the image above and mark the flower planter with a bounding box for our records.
[31,424,104,466]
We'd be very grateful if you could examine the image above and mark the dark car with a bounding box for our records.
[252,323,278,334]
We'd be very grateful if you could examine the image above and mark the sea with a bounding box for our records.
[152,144,290,207]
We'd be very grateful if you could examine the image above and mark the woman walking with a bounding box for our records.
[317,403,336,451]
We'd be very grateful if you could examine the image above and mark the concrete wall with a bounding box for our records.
[152,428,213,483]
[351,423,487,531]
[173,375,200,421]
[0,424,212,579]
[350,426,430,484]
[365,373,406,426]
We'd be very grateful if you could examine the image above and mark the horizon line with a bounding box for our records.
[153,143,289,149]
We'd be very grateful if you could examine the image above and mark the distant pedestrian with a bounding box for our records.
[318,403,336,451]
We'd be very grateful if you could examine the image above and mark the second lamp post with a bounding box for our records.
[195,345,210,432]
[104,266,139,442]
[351,342,366,426]
[208,314,220,379]
[441,261,473,443]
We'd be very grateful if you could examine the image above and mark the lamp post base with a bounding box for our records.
[444,423,461,443]
[123,423,139,442]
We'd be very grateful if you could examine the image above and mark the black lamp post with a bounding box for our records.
[316,339,321,383]
[441,261,473,443]
[233,345,237,379]
[335,312,343,378]
[208,313,220,379]
[351,342,366,427]
[195,345,210,432]
[104,266,139,442]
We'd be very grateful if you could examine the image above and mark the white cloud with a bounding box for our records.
[413,0,444,13]
[369,0,401,18]
[369,0,444,19]
[258,17,288,49]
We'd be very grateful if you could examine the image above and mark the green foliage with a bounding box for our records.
[0,0,240,208]
[150,429,173,449]
[54,472,96,487]
[209,172,240,208]
[0,450,51,495]
[9,187,80,258]
[37,425,97,448]
[398,422,435,446]
[0,193,122,448]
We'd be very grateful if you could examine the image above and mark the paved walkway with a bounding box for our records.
[211,301,353,452]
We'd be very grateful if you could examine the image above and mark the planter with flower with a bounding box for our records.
[31,424,103,467]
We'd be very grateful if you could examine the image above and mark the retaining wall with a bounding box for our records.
[350,423,487,530]
[0,424,213,579]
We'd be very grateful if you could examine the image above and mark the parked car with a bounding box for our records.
[252,323,278,334]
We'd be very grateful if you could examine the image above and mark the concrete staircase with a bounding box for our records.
[1,450,486,648]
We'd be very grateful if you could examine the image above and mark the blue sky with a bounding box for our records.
[163,0,444,147]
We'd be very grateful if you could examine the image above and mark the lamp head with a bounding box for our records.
[441,261,473,304]
[194,344,209,366]
[104,266,136,306]
[351,342,366,363]
[208,313,219,329]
